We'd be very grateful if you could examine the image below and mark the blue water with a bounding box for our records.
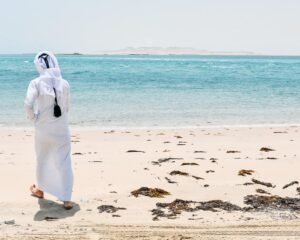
[0,54,299,127]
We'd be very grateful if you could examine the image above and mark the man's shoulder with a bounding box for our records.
[61,79,70,89]
[28,78,40,87]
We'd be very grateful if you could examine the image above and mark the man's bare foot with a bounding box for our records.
[30,184,44,198]
[63,201,73,210]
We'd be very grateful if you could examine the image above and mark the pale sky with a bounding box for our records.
[0,0,299,55]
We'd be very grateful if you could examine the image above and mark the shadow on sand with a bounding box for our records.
[34,198,80,221]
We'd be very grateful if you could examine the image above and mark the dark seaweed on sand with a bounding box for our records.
[131,187,170,198]
[97,205,126,213]
[152,199,241,220]
[260,147,275,152]
[152,157,183,165]
[238,169,255,176]
[152,194,300,220]
[252,178,275,188]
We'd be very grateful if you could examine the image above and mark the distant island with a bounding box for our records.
[62,52,83,55]
[59,47,255,56]
[97,47,255,55]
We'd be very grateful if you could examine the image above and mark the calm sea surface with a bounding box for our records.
[0,54,299,127]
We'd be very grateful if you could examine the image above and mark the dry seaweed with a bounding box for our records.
[243,182,254,186]
[206,170,215,173]
[192,175,204,180]
[181,162,199,166]
[283,181,299,189]
[126,150,145,153]
[178,141,187,146]
[152,157,183,165]
[152,199,241,220]
[131,187,170,198]
[170,170,189,176]
[244,195,300,211]
[227,150,240,153]
[198,200,242,211]
[174,135,183,139]
[256,189,271,195]
[72,152,83,155]
[194,150,206,153]
[260,147,275,152]
[238,169,255,176]
[151,208,176,221]
[165,177,177,184]
[252,178,275,188]
[152,194,300,220]
[97,205,126,213]
[169,170,204,180]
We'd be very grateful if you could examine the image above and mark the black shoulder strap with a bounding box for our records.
[53,88,58,105]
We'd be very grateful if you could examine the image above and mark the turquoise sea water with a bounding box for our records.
[0,54,299,127]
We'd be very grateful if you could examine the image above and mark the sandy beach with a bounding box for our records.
[1,125,300,239]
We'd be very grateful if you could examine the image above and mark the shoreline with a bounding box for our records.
[4,53,300,57]
[1,122,300,131]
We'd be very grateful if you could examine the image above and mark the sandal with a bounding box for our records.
[30,184,44,198]
[63,201,73,210]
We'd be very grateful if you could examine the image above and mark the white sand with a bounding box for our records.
[0,126,300,239]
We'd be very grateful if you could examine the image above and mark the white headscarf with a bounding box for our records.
[34,51,64,97]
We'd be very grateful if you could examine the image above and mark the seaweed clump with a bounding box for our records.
[170,170,189,176]
[131,187,170,198]
[97,205,126,213]
[252,178,275,188]
[238,169,255,176]
[244,195,300,211]
[152,199,241,220]
[260,147,275,152]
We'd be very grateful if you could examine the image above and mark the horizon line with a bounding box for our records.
[1,46,300,56]
[1,53,300,57]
